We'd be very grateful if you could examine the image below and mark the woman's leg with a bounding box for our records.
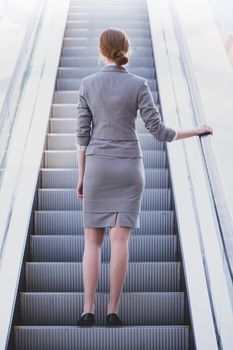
[82,227,105,314]
[107,213,132,315]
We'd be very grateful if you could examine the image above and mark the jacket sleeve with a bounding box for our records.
[75,79,92,148]
[137,79,177,142]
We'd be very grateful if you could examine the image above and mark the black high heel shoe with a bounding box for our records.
[77,312,95,326]
[106,313,123,326]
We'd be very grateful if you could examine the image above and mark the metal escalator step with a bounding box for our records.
[53,86,158,103]
[57,66,155,78]
[46,134,164,151]
[14,325,190,350]
[25,262,181,292]
[65,21,150,30]
[30,234,177,262]
[38,188,172,211]
[61,46,152,57]
[34,210,175,236]
[63,37,150,47]
[51,104,160,118]
[43,150,167,169]
[56,78,157,91]
[59,56,154,68]
[49,117,160,134]
[50,104,80,117]
[48,118,155,134]
[52,90,159,110]
[67,14,148,21]
[40,168,169,189]
[65,29,150,38]
[70,0,145,2]
[54,91,79,103]
[50,106,160,119]
[20,292,184,325]
[70,0,145,3]
[69,5,147,12]
[50,118,77,132]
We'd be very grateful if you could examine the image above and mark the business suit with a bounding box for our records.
[76,63,177,228]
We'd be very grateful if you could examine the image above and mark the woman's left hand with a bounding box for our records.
[76,179,83,199]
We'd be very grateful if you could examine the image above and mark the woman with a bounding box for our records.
[75,28,213,327]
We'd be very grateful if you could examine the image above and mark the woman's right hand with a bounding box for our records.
[195,124,213,136]
[76,179,83,200]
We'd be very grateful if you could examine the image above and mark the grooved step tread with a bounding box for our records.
[37,188,172,210]
[34,210,175,236]
[43,150,168,169]
[45,134,163,151]
[40,167,169,188]
[14,325,190,350]
[25,261,181,292]
[20,292,185,325]
[56,77,157,90]
[30,234,177,262]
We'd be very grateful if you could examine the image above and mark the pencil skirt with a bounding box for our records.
[82,154,145,228]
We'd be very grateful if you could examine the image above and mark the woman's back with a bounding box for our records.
[75,63,177,157]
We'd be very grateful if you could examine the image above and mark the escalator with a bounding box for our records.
[12,0,194,349]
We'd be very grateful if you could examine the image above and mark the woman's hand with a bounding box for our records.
[195,124,213,136]
[76,179,83,200]
[174,124,214,141]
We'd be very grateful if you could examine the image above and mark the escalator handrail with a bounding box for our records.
[169,0,233,288]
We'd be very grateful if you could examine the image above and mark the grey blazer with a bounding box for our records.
[75,63,177,155]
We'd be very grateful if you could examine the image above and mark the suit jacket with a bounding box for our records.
[75,63,177,156]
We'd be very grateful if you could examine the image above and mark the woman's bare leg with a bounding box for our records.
[82,227,105,314]
[107,213,132,315]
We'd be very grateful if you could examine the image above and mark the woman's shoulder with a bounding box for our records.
[127,72,147,85]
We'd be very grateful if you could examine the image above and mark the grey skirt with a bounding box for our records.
[82,154,145,228]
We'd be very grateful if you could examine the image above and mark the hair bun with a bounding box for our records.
[112,49,124,59]
[112,49,128,66]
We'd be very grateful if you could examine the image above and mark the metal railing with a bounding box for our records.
[169,0,233,301]
[168,1,233,348]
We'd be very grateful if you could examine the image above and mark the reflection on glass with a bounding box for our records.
[209,0,233,68]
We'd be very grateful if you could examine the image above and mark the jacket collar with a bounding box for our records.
[99,64,129,73]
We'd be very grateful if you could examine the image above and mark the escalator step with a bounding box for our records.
[57,66,155,78]
[59,56,154,68]
[30,234,177,262]
[38,188,172,211]
[46,134,164,151]
[51,100,159,116]
[43,150,167,169]
[65,21,150,30]
[20,292,185,325]
[69,5,147,13]
[53,88,158,102]
[40,168,169,189]
[34,210,175,236]
[14,326,189,350]
[25,262,181,292]
[56,77,157,90]
[67,14,148,21]
[49,118,156,134]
